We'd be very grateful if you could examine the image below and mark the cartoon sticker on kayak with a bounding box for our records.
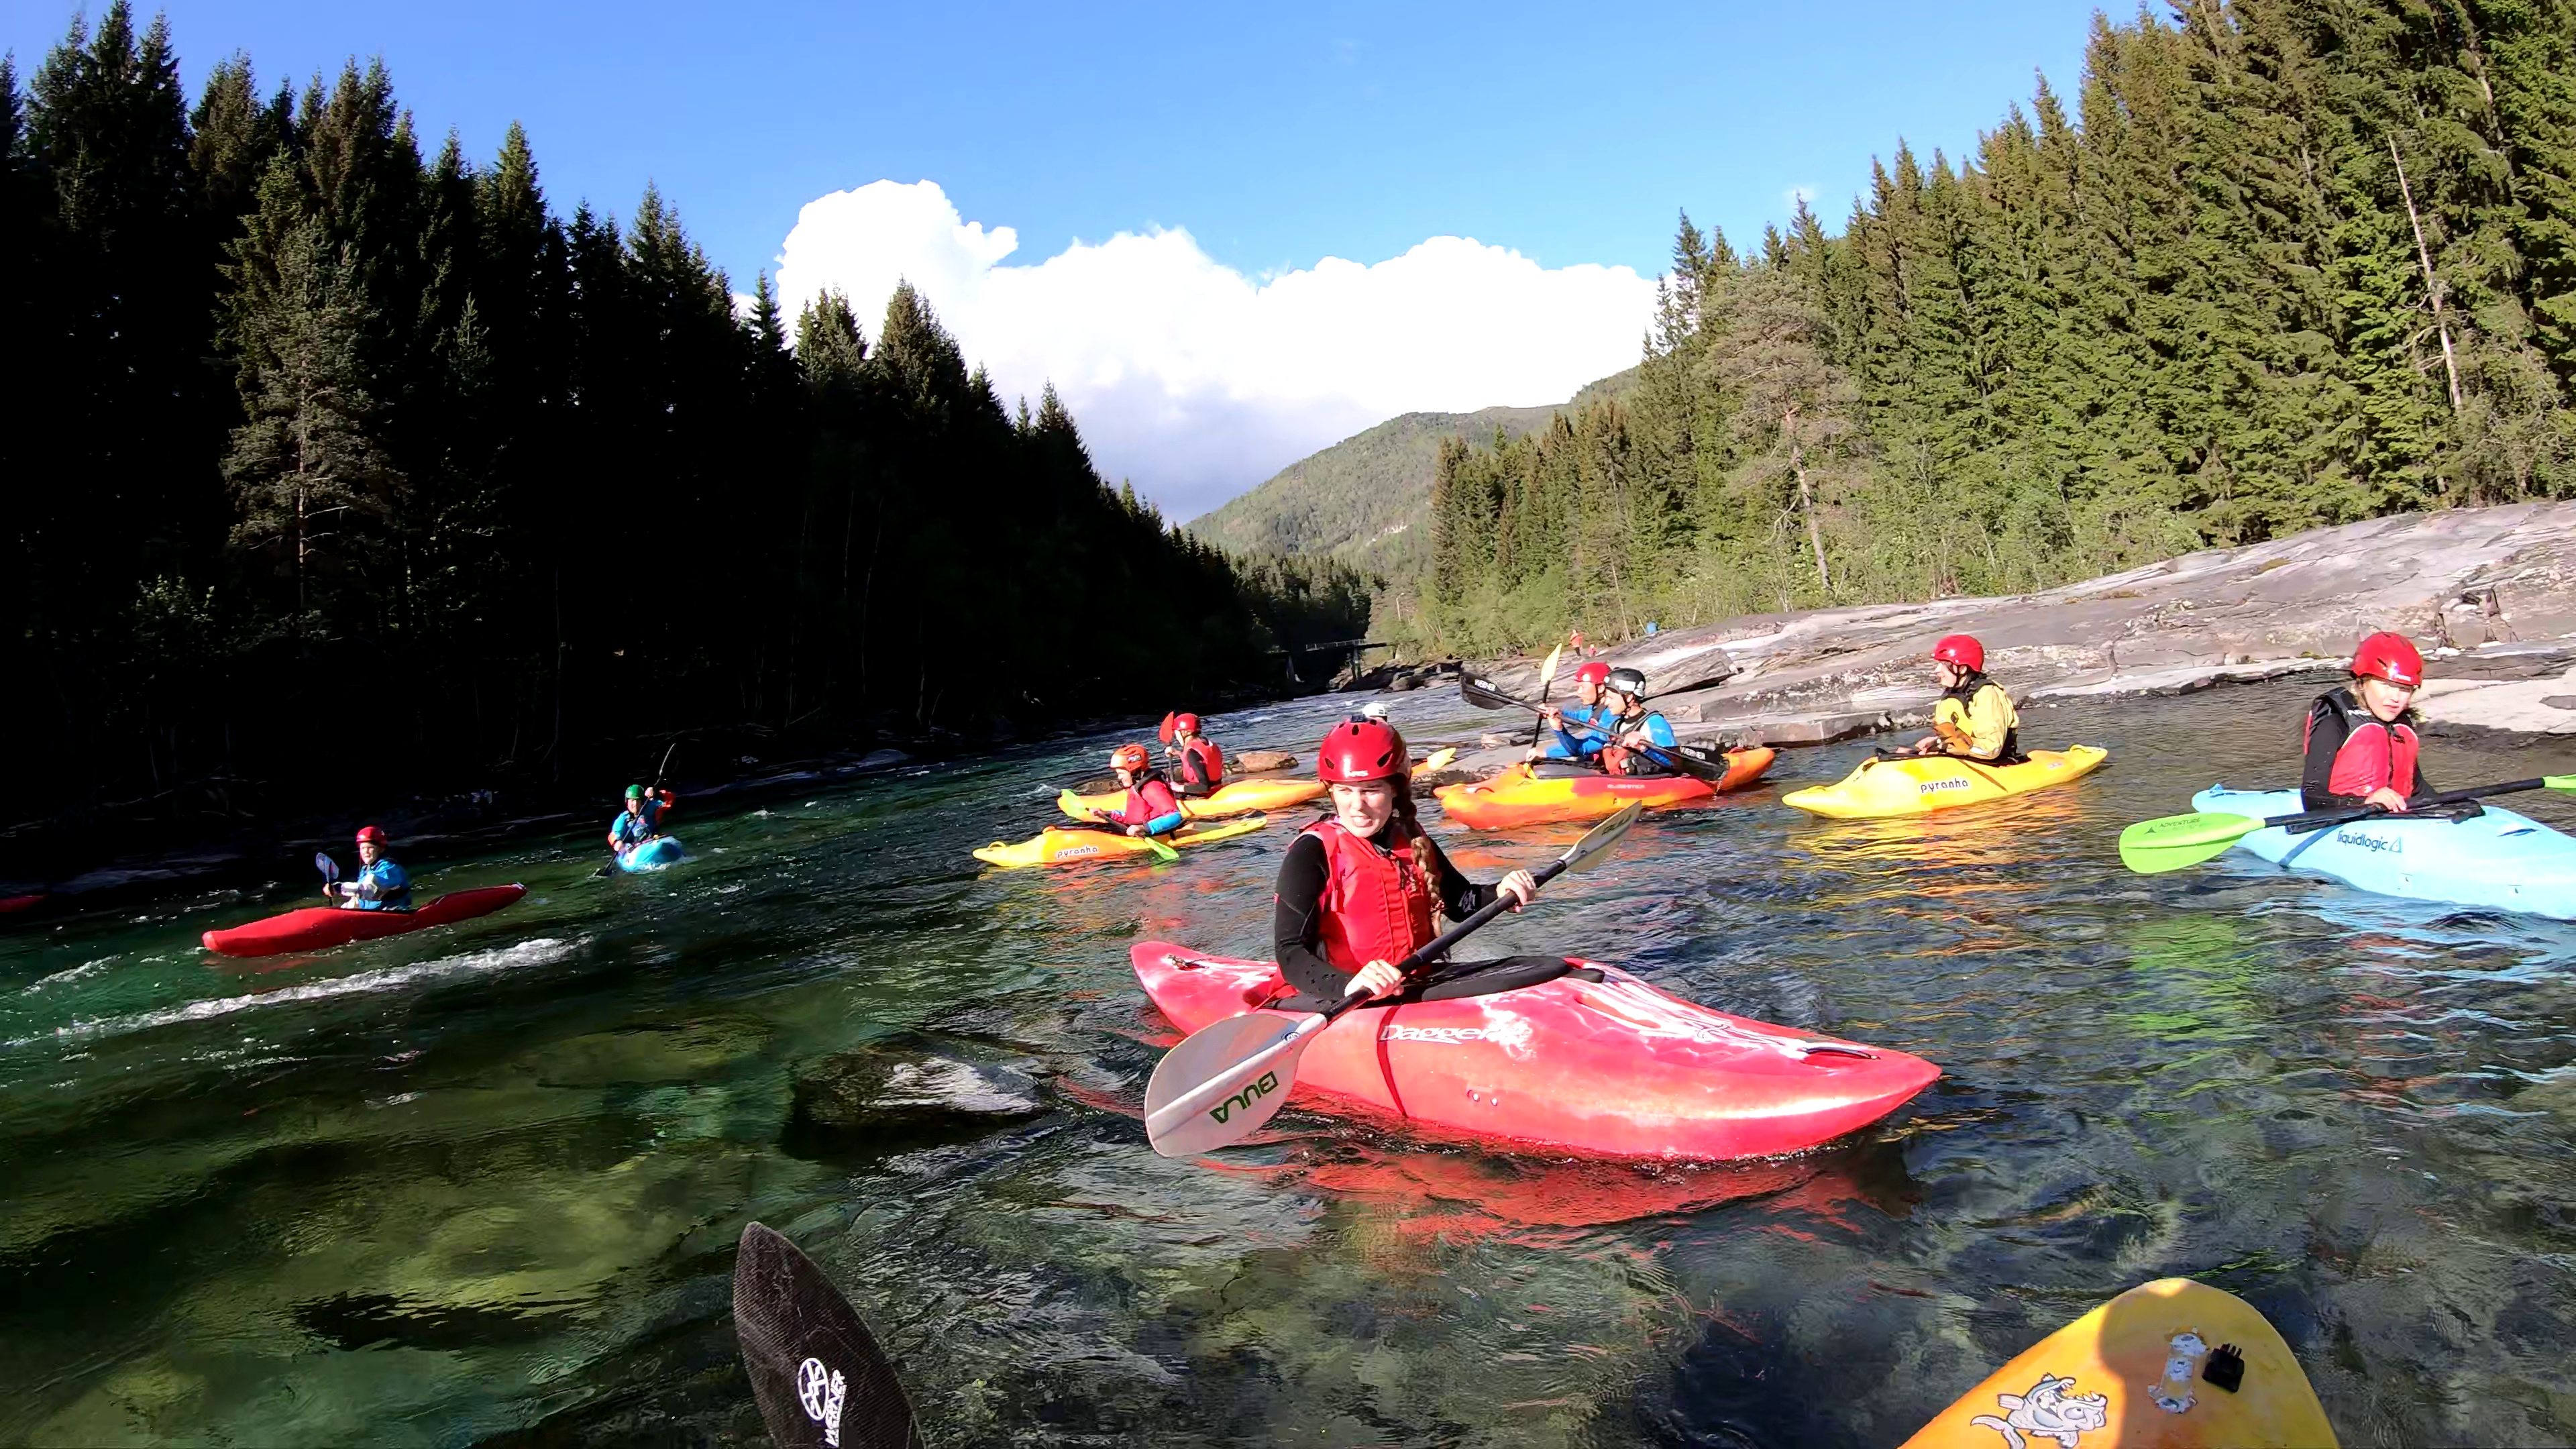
[1968,1372,2110,1449]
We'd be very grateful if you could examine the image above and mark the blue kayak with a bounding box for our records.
[2191,786,2576,919]
[618,837,688,873]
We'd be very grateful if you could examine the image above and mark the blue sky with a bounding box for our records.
[8,0,2108,514]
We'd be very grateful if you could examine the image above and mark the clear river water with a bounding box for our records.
[3,678,2574,1447]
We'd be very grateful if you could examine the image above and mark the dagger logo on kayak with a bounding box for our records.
[1208,1071,1279,1124]
[796,1356,847,1446]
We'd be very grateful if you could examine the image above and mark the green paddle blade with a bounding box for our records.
[2118,811,2265,875]
[2551,773,2576,792]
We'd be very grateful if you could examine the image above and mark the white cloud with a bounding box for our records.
[1784,183,1819,212]
[768,180,1656,522]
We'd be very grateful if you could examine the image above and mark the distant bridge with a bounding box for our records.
[1268,639,1387,682]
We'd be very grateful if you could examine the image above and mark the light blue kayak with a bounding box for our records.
[2191,786,2576,919]
[617,836,688,873]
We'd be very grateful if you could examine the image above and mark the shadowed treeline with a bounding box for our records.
[0,5,1370,835]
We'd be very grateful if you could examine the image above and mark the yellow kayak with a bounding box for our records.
[973,813,1270,869]
[1782,746,2108,819]
[1055,775,1326,822]
[1903,1278,2335,1448]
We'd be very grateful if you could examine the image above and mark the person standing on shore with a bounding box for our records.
[1165,713,1226,799]
[1911,635,2024,763]
[328,826,413,912]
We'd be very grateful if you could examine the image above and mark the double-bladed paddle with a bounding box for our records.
[1053,788,1180,861]
[1460,675,1736,784]
[315,851,341,899]
[1415,745,1459,774]
[732,1222,923,1449]
[1523,643,1565,749]
[1140,800,1645,1159]
[2118,774,2576,875]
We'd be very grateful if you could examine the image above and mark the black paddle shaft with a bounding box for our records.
[2279,777,2552,836]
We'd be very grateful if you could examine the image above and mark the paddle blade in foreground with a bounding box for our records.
[2117,812,2262,875]
[1566,800,1646,873]
[1144,1010,1307,1157]
[733,1222,922,1449]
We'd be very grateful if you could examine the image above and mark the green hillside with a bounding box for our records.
[1187,368,1638,572]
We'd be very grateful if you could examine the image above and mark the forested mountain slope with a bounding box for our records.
[1187,369,1639,574]
[1397,1,2576,657]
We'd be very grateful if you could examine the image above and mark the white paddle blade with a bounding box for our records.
[1144,1012,1309,1157]
[1563,800,1646,874]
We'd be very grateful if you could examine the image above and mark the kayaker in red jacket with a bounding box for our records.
[2302,631,2447,814]
[1271,718,1564,1010]
[1165,713,1225,798]
[1091,744,1186,837]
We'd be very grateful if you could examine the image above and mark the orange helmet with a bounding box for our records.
[2351,631,2424,688]
[1316,720,1408,784]
[1931,634,1985,672]
[1109,743,1152,773]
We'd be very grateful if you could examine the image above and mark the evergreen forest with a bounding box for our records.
[0,7,1367,830]
[1401,0,2576,655]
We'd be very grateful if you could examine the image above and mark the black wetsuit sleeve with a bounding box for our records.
[2410,751,2438,802]
[1417,830,1499,921]
[1273,835,1344,1000]
[2300,696,2357,812]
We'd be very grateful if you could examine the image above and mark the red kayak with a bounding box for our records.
[1133,942,1939,1161]
[0,893,44,916]
[202,884,527,958]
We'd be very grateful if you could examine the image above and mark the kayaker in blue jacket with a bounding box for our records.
[328,826,413,911]
[1527,661,1616,766]
[608,784,676,855]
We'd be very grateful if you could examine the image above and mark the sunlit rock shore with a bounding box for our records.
[1429,500,2576,780]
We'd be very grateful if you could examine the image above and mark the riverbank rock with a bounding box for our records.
[1464,500,2576,755]
[785,1036,1045,1155]
[1234,750,1298,773]
[2418,657,2576,736]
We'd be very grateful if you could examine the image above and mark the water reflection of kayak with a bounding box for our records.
[200,884,528,957]
[1133,942,1938,1161]
[2193,785,2576,918]
[1902,1277,2336,1448]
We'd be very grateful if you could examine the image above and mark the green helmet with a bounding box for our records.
[625,784,646,800]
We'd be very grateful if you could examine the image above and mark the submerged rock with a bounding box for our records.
[785,1036,1046,1155]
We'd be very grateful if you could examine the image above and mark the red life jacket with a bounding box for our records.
[1299,818,1440,975]
[2304,688,2420,798]
[1175,736,1224,789]
[1117,777,1181,825]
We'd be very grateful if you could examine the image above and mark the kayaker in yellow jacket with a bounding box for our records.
[1910,634,2025,763]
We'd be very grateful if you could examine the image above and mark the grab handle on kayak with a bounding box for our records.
[1801,1042,1876,1060]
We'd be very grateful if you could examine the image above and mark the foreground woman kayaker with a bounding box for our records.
[1911,634,2024,763]
[1274,718,1555,1008]
[327,826,411,911]
[606,783,676,855]
[2302,631,2450,814]
[1165,713,1226,798]
[1091,744,1186,838]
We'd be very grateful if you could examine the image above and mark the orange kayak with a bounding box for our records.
[1435,749,1774,829]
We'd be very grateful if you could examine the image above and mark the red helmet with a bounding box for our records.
[354,825,388,845]
[1171,712,1201,735]
[2351,631,2424,688]
[1109,743,1152,773]
[1931,634,1985,672]
[1316,719,1408,784]
[1572,661,1611,688]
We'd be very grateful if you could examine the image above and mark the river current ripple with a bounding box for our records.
[1,679,2573,1446]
